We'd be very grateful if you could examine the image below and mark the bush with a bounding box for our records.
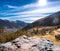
[0,29,31,43]
[0,26,4,34]
[55,34,60,40]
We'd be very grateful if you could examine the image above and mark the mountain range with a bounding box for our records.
[0,11,60,30]
[24,11,60,29]
[0,19,27,29]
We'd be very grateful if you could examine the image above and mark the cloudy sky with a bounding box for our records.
[0,0,60,23]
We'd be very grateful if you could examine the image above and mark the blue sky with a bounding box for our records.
[0,0,60,23]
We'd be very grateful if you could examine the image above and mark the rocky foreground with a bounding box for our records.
[0,35,60,51]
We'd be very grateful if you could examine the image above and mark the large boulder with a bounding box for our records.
[0,35,60,51]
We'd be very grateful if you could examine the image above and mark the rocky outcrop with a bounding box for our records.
[0,35,60,51]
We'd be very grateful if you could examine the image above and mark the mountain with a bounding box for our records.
[0,19,27,29]
[24,11,60,29]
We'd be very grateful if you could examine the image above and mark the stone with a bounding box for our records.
[0,35,60,51]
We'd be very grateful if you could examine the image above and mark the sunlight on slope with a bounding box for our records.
[34,28,60,46]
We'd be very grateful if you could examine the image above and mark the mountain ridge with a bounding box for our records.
[0,19,27,29]
[23,11,60,29]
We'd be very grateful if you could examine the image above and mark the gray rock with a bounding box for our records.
[0,35,60,51]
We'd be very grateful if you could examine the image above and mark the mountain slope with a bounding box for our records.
[0,19,27,29]
[24,11,60,29]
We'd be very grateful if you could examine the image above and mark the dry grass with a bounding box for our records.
[0,26,60,45]
[34,28,60,46]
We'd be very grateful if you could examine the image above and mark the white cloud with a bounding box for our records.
[7,5,18,8]
[3,0,60,23]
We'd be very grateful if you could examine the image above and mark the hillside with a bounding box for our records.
[24,11,60,29]
[34,27,60,46]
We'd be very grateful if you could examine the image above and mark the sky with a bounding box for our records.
[0,0,60,23]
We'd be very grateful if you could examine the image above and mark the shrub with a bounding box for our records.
[0,29,31,43]
[0,26,4,34]
[55,34,60,40]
